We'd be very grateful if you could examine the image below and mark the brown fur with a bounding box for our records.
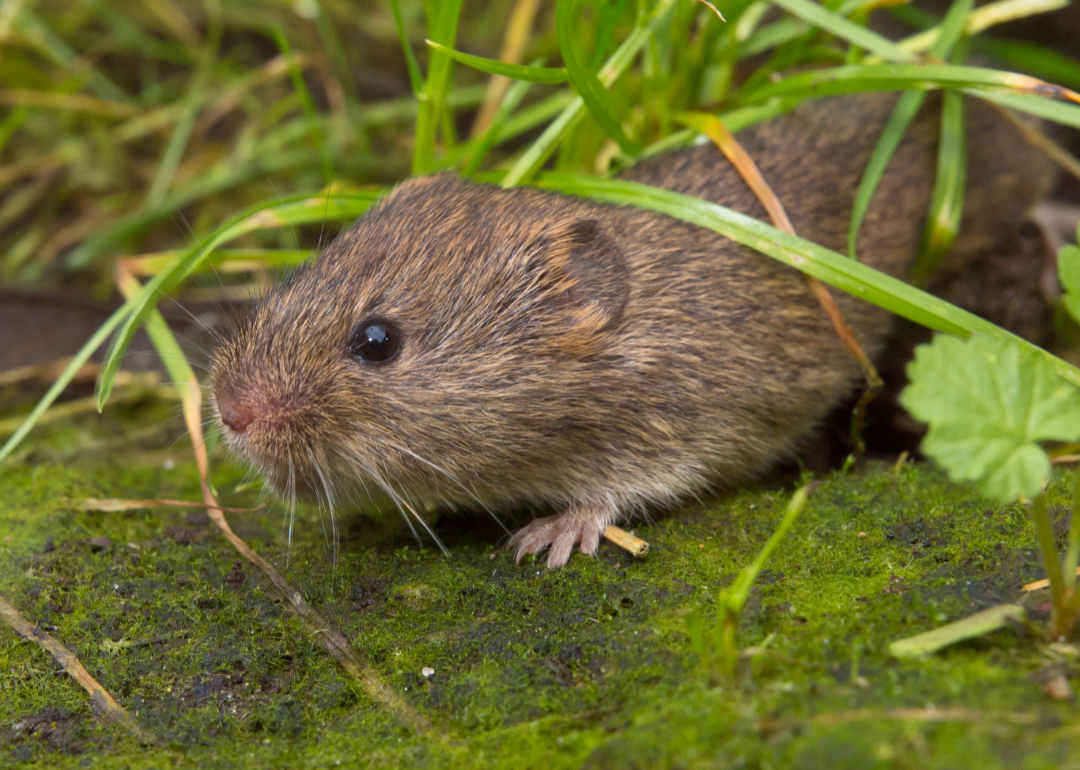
[211,93,1054,566]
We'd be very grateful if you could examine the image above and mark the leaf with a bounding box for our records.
[1056,235,1080,324]
[388,0,424,95]
[900,335,1080,501]
[969,89,1080,130]
[412,0,464,174]
[424,41,568,84]
[889,603,1026,658]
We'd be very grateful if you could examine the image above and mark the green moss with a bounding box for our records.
[2,400,1080,768]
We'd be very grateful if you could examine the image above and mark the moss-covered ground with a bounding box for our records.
[2,396,1080,769]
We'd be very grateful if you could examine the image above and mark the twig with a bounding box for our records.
[0,358,99,388]
[177,375,432,733]
[1023,566,1080,592]
[815,707,1036,726]
[603,525,649,557]
[0,593,153,743]
[71,497,259,513]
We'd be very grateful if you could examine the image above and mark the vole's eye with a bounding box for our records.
[348,318,401,364]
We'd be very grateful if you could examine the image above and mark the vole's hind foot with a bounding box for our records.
[510,500,621,568]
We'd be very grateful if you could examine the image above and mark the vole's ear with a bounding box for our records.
[529,219,629,331]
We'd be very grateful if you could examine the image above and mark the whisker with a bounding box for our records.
[367,434,507,535]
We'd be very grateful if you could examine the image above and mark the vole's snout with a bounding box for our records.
[217,395,254,434]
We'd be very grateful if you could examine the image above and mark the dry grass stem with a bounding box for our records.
[0,593,153,743]
[603,525,650,557]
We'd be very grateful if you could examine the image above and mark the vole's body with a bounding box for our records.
[212,93,1053,566]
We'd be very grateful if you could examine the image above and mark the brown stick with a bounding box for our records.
[0,593,153,743]
[72,497,259,513]
[693,114,884,458]
[603,525,649,557]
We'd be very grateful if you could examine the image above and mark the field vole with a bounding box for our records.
[211,93,1054,567]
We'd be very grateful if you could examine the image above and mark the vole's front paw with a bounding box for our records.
[509,500,620,568]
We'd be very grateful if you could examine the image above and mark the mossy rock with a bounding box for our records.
[1,397,1078,768]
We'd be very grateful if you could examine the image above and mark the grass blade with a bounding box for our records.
[847,0,972,260]
[0,302,134,464]
[502,0,676,187]
[555,0,641,156]
[388,0,424,95]
[889,604,1026,658]
[533,172,1080,389]
[967,89,1080,129]
[770,0,917,62]
[886,0,1068,59]
[735,63,1080,107]
[412,0,464,174]
[425,41,567,84]
[911,87,967,285]
[114,269,200,421]
[274,26,334,183]
[146,7,222,208]
[463,76,535,176]
[94,190,383,410]
[975,38,1080,91]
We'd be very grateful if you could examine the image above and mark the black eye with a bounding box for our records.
[348,318,401,364]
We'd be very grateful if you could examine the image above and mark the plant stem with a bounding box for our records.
[1030,493,1067,632]
[719,483,813,674]
[1066,469,1080,589]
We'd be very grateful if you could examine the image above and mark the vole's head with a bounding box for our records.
[210,175,629,506]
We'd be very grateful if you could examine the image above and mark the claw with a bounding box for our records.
[509,500,620,568]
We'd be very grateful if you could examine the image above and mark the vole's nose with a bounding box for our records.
[218,396,254,434]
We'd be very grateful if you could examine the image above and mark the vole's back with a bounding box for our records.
[594,92,1052,487]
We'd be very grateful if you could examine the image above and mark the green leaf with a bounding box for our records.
[900,335,1080,501]
[0,302,134,464]
[975,37,1080,91]
[463,75,534,176]
[1057,237,1080,324]
[555,0,641,157]
[889,603,1026,658]
[424,41,568,84]
[969,89,1080,130]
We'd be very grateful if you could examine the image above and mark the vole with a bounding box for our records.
[211,92,1054,567]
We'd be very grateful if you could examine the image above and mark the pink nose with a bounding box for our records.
[218,398,255,434]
